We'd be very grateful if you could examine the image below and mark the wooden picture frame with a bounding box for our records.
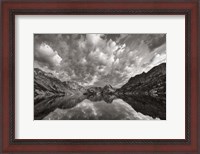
[1,0,199,153]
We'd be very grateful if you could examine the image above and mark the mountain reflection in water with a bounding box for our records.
[34,94,165,120]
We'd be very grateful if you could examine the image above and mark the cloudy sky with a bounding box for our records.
[34,34,166,88]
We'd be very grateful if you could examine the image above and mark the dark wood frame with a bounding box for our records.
[1,0,199,153]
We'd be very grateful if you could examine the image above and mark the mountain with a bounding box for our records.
[116,63,166,104]
[84,63,166,101]
[84,86,102,96]
[115,63,166,119]
[34,68,86,104]
[102,85,116,95]
[84,84,116,97]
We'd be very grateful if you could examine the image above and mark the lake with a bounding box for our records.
[34,94,165,120]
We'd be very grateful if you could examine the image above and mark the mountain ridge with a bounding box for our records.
[117,63,166,104]
[34,68,86,104]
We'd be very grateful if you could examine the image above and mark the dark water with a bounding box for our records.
[34,94,166,120]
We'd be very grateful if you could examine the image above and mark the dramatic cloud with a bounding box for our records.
[34,34,166,87]
[34,43,62,69]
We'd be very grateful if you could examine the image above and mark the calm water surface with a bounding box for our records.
[34,94,165,120]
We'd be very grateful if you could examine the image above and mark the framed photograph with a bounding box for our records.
[1,0,199,153]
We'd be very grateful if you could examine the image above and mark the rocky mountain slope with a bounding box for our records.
[84,63,166,104]
[116,63,166,119]
[84,84,116,97]
[116,63,166,103]
[83,63,166,119]
[34,68,86,104]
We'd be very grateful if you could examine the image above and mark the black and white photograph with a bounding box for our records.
[34,34,166,120]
